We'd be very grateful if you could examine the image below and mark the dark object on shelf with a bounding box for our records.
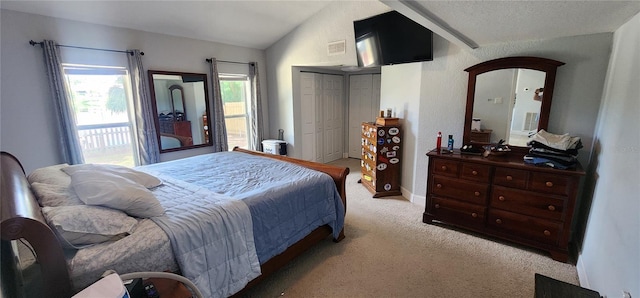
[534,273,600,298]
[460,144,484,155]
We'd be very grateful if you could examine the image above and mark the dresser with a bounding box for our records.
[470,129,492,143]
[424,149,585,262]
[159,120,192,139]
[360,121,402,197]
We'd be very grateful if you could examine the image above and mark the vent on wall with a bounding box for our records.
[523,112,539,131]
[327,40,346,56]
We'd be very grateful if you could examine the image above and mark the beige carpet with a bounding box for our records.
[240,158,579,298]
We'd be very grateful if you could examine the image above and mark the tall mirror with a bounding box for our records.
[148,70,211,152]
[463,57,564,149]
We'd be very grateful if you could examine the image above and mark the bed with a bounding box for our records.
[160,133,193,149]
[0,148,349,297]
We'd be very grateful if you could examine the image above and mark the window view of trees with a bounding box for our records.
[64,66,136,166]
[220,78,250,150]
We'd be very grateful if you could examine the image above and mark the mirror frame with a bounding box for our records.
[148,70,212,153]
[463,56,565,150]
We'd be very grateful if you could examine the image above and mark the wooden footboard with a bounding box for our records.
[1,149,349,297]
[1,152,73,298]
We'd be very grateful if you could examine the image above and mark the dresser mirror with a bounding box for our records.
[463,57,565,148]
[148,70,212,152]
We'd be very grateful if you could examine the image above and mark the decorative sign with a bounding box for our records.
[390,158,400,164]
[392,136,401,143]
[384,183,392,191]
[377,163,387,171]
[387,151,396,158]
[378,129,385,137]
[392,145,400,151]
[388,127,399,135]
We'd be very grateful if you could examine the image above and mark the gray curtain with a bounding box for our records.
[42,40,85,164]
[127,50,160,165]
[207,58,229,152]
[249,62,264,151]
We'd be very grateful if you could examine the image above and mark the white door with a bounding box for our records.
[300,73,317,161]
[348,74,381,158]
[314,74,324,162]
[323,74,344,163]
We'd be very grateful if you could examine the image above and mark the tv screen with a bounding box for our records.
[354,11,433,67]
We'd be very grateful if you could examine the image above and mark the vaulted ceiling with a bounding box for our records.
[2,1,639,50]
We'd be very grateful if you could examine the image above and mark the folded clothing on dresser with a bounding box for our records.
[525,130,582,169]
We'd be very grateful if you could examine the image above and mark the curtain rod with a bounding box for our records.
[205,58,251,65]
[29,40,144,56]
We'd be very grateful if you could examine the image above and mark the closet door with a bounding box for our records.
[300,72,317,161]
[348,74,381,158]
[314,74,324,162]
[322,74,344,163]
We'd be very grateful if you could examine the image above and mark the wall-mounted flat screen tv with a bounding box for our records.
[354,11,433,67]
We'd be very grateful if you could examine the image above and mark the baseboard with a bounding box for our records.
[400,186,426,207]
[577,253,591,289]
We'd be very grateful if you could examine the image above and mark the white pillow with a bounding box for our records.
[27,164,70,186]
[62,164,162,188]
[31,182,84,207]
[69,170,165,218]
[42,205,138,249]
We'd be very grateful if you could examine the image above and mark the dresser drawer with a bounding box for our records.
[431,196,486,228]
[460,163,491,183]
[493,167,528,189]
[487,209,562,245]
[431,158,459,178]
[431,176,489,205]
[490,186,566,221]
[530,172,572,196]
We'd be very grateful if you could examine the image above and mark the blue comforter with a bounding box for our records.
[140,151,345,263]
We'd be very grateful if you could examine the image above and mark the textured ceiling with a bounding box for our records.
[2,1,639,50]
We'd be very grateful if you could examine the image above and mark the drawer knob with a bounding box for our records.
[472,170,478,176]
[495,219,502,224]
[544,230,551,236]
[498,195,505,201]
[546,181,554,187]
[436,183,442,189]
[548,205,556,211]
[441,165,447,171]
[434,204,440,209]
[474,191,481,197]
[471,212,478,218]
[506,175,513,181]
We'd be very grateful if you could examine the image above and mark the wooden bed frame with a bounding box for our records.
[0,148,349,297]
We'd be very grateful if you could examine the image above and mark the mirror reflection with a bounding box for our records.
[472,68,546,146]
[148,71,211,152]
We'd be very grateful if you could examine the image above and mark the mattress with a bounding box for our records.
[64,151,344,291]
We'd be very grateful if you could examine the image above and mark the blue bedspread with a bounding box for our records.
[140,151,345,263]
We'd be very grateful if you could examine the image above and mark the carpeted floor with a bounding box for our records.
[240,157,579,297]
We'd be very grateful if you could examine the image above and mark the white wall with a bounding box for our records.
[577,12,639,297]
[265,1,390,158]
[267,2,613,205]
[0,9,268,173]
[380,63,422,201]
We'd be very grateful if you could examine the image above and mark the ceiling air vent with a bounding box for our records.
[327,40,346,56]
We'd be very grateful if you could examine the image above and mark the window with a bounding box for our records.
[220,74,251,150]
[63,64,138,166]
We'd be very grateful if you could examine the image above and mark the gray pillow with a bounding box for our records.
[62,164,162,188]
[31,182,83,207]
[27,163,70,186]
[42,205,138,249]
[69,170,165,218]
